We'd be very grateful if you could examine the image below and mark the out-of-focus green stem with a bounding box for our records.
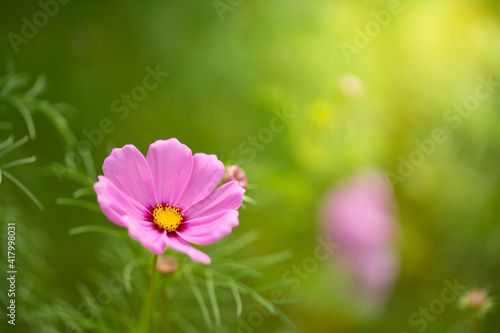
[471,316,480,333]
[150,255,158,333]
[162,277,171,332]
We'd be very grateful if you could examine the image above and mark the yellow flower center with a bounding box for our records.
[153,204,184,232]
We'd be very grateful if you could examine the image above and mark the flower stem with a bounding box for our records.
[162,277,171,332]
[471,316,480,333]
[149,255,158,333]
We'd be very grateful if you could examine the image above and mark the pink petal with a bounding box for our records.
[176,153,225,208]
[94,176,147,227]
[146,139,193,207]
[102,145,156,209]
[184,181,245,219]
[126,217,167,255]
[177,210,239,245]
[166,233,211,264]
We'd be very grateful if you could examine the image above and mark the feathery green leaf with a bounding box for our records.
[2,169,43,209]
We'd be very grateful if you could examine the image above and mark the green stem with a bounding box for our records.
[162,277,171,332]
[471,315,480,333]
[149,255,158,333]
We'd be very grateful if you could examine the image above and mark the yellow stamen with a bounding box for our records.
[152,204,184,232]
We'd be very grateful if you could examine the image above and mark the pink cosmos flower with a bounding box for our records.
[94,139,245,265]
[320,169,399,309]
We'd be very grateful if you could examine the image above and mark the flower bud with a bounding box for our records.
[223,165,248,189]
[338,73,363,99]
[156,256,178,275]
[467,290,488,309]
[459,289,493,314]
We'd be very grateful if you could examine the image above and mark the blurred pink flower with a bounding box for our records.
[320,170,399,309]
[94,139,245,265]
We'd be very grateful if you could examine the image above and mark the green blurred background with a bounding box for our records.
[1,0,500,332]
